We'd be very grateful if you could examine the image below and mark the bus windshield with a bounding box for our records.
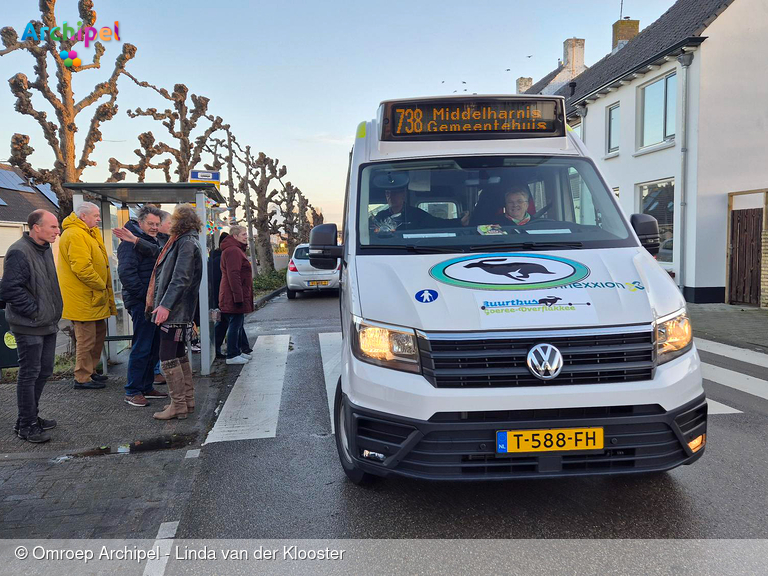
[357,156,634,252]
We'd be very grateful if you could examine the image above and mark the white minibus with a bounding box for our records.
[310,95,706,483]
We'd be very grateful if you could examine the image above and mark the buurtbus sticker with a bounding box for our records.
[429,253,590,291]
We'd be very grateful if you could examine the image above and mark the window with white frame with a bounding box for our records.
[638,179,675,263]
[641,73,676,148]
[607,104,620,153]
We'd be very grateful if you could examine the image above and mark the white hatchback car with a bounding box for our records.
[286,244,340,299]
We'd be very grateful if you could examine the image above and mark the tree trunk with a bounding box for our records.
[242,148,258,278]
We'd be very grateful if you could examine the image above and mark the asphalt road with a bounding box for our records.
[177,291,768,540]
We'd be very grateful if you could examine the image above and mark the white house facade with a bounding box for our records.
[528,0,768,306]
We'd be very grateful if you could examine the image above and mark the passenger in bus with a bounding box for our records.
[370,186,469,233]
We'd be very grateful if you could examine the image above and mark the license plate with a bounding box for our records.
[496,427,604,454]
[308,280,329,287]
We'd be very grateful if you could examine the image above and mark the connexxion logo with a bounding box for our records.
[429,253,590,291]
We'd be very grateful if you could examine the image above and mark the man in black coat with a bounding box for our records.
[0,210,63,443]
[117,206,167,407]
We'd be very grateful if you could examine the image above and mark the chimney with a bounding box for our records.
[516,77,533,94]
[563,38,585,73]
[612,17,639,50]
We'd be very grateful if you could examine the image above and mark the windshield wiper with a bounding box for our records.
[468,241,583,252]
[364,244,460,254]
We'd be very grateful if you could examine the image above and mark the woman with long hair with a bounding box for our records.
[146,204,203,420]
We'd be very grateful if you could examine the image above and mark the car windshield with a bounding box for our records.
[358,156,635,252]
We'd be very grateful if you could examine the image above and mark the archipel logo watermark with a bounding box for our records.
[20,20,120,48]
[429,253,590,291]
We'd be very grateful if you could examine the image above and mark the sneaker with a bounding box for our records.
[190,344,201,353]
[226,356,249,365]
[125,394,149,407]
[13,417,56,435]
[239,352,252,360]
[91,373,109,382]
[38,417,57,430]
[144,388,168,399]
[18,424,51,443]
[153,374,167,385]
[74,379,106,390]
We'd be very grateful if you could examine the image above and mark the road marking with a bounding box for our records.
[185,449,200,459]
[702,362,768,402]
[204,335,290,444]
[142,520,178,576]
[696,338,768,369]
[707,399,743,415]
[319,332,342,433]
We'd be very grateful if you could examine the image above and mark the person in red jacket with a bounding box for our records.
[218,226,254,365]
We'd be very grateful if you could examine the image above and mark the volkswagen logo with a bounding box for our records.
[526,344,564,380]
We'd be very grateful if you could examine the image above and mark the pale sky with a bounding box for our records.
[0,0,678,225]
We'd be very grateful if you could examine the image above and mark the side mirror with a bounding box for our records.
[630,214,660,256]
[309,223,343,269]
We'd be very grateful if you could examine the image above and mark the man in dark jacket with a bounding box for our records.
[0,210,63,443]
[117,206,168,407]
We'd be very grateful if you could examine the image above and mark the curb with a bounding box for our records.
[254,286,286,309]
[0,432,200,462]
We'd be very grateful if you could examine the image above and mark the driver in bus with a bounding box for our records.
[369,180,469,233]
[487,185,533,226]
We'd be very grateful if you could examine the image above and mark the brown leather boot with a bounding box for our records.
[179,355,195,413]
[153,359,187,420]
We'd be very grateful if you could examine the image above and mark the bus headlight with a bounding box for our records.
[352,316,420,373]
[656,310,693,364]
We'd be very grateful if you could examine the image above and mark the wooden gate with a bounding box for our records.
[729,208,763,305]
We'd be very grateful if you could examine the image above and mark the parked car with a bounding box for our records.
[286,244,340,299]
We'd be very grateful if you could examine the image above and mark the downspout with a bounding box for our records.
[677,52,694,296]
[575,104,588,143]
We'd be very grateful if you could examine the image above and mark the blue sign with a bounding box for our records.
[190,170,220,181]
[415,289,438,303]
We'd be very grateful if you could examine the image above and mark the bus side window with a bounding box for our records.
[569,167,597,225]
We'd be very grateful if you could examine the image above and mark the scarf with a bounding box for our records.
[504,212,531,226]
[146,234,178,314]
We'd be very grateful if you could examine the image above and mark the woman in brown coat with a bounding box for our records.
[218,225,253,365]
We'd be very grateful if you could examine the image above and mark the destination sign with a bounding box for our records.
[380,98,564,141]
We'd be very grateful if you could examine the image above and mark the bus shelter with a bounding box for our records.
[65,182,225,376]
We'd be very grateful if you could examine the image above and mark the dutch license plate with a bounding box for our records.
[496,427,604,454]
[308,280,329,287]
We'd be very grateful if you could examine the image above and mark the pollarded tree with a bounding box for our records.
[247,152,286,273]
[310,206,324,227]
[297,191,311,244]
[107,131,171,182]
[0,0,137,216]
[110,73,223,182]
[278,182,301,257]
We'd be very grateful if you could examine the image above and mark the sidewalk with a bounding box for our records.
[687,303,768,354]
[0,346,225,456]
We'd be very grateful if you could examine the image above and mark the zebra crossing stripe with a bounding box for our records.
[204,334,290,444]
[319,332,342,433]
[707,399,742,415]
[702,362,768,403]
[696,338,768,369]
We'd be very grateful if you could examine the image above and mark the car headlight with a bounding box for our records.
[656,309,693,364]
[351,316,420,373]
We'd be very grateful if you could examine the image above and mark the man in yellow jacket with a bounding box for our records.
[58,202,117,389]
